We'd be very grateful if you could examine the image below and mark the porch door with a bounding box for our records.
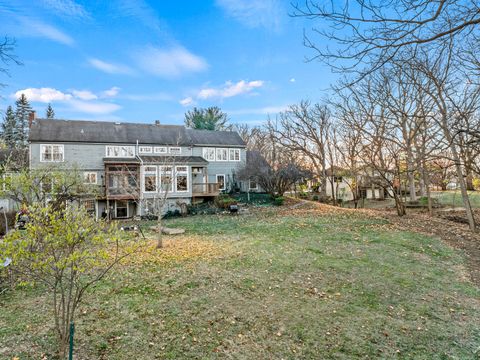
[115,200,128,218]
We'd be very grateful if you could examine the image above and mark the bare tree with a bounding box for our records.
[268,101,331,196]
[292,1,480,77]
[412,45,479,230]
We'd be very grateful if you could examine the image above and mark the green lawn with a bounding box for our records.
[1,206,479,359]
[432,191,480,208]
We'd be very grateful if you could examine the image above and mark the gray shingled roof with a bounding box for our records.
[29,119,246,147]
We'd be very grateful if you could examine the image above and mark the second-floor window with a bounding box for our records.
[169,147,181,155]
[229,149,240,161]
[154,146,167,154]
[203,148,215,161]
[41,144,64,162]
[139,146,153,154]
[216,148,228,161]
[105,145,135,158]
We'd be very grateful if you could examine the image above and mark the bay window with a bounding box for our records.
[143,166,157,192]
[159,166,173,193]
[175,166,188,192]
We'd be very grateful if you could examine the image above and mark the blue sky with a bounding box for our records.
[0,0,335,125]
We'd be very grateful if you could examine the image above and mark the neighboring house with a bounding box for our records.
[325,166,391,201]
[29,118,247,219]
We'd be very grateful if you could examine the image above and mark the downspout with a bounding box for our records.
[136,140,144,216]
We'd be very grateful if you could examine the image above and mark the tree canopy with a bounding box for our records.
[184,106,231,131]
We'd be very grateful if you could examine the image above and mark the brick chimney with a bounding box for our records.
[28,111,36,128]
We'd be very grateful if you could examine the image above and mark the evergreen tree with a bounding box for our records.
[46,103,55,119]
[184,106,231,131]
[14,93,32,147]
[1,105,17,149]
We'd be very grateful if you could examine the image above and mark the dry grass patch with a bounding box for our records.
[119,235,230,267]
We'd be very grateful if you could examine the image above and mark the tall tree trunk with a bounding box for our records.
[419,176,426,197]
[408,166,417,202]
[441,117,476,230]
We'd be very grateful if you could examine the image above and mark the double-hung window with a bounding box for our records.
[83,172,97,184]
[143,166,157,192]
[216,148,228,161]
[229,149,240,161]
[41,144,64,162]
[203,148,216,161]
[175,166,188,192]
[159,166,173,193]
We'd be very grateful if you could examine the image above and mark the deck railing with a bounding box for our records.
[192,183,220,196]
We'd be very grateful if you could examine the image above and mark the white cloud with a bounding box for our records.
[15,88,72,102]
[290,78,296,83]
[179,97,194,106]
[71,90,97,100]
[216,0,283,31]
[41,0,90,19]
[197,80,264,100]
[136,46,208,78]
[88,58,134,75]
[19,17,74,45]
[101,86,121,98]
[13,87,121,115]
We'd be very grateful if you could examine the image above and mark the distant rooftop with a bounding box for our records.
[29,118,246,147]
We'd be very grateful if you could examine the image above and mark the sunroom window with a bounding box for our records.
[175,166,188,192]
[143,166,157,192]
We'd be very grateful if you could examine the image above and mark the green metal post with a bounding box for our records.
[68,322,75,360]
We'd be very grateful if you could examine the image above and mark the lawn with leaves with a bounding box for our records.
[1,205,479,359]
[432,190,480,208]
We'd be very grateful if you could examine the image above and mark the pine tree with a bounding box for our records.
[1,106,17,149]
[184,107,231,131]
[46,103,55,119]
[14,93,32,148]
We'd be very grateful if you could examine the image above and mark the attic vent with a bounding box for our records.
[114,122,121,125]
[80,129,84,134]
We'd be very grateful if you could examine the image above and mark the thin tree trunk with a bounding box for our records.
[441,117,476,230]
[156,216,163,249]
